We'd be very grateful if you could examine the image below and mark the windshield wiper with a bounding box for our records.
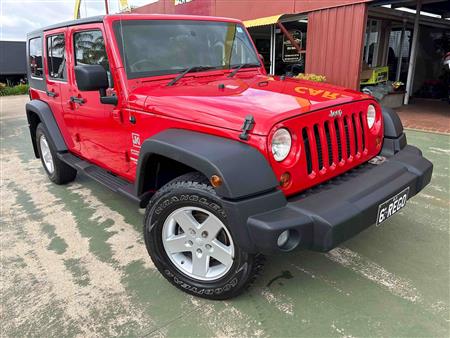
[227,63,261,78]
[167,66,218,86]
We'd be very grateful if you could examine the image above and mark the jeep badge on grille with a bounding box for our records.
[329,109,343,118]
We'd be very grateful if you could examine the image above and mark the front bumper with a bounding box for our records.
[225,141,432,254]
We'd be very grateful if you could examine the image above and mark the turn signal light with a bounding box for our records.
[280,172,291,188]
[210,175,223,188]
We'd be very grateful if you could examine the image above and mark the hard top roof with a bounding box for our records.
[27,14,242,37]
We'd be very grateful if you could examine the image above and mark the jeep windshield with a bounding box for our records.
[113,20,260,79]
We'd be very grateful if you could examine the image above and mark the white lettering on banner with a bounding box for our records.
[174,0,193,5]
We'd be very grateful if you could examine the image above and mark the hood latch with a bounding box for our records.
[239,115,255,141]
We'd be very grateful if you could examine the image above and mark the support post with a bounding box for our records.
[396,19,406,82]
[270,24,276,75]
[404,0,421,105]
[104,0,109,14]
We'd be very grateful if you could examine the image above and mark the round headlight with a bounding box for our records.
[367,104,376,129]
[271,128,292,162]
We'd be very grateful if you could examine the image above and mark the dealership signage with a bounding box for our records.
[282,30,303,63]
[175,0,193,5]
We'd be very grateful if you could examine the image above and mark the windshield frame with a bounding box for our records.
[112,19,261,80]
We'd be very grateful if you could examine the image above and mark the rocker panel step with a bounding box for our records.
[57,152,141,204]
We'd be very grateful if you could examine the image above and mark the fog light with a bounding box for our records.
[277,230,290,247]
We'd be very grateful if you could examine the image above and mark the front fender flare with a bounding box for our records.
[381,107,407,156]
[135,129,279,200]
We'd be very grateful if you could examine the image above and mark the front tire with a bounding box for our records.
[36,123,77,185]
[144,172,263,300]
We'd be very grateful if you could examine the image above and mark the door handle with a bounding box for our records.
[70,96,85,105]
[46,90,58,97]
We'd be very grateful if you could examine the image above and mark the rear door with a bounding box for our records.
[67,23,130,175]
[43,28,79,152]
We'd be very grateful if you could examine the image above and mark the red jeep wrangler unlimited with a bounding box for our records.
[26,14,432,299]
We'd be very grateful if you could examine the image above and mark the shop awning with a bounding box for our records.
[243,14,283,28]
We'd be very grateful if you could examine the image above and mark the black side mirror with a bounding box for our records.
[75,64,108,91]
[74,64,117,105]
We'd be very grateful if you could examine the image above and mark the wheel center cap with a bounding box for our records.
[195,237,204,245]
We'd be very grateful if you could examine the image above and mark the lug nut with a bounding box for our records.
[187,240,193,246]
[189,229,196,235]
[196,249,202,255]
[201,231,208,238]
[205,244,212,250]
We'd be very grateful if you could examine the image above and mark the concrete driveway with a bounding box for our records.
[1,95,449,337]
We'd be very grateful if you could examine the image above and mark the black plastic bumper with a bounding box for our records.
[224,141,433,254]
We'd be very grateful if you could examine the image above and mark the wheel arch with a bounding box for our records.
[135,129,278,200]
[26,100,67,158]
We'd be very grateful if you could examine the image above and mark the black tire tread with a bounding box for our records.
[36,123,77,185]
[144,171,264,299]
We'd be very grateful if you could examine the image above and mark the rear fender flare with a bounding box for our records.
[26,100,67,157]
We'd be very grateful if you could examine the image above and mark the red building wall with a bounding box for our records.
[305,3,368,89]
[133,0,370,20]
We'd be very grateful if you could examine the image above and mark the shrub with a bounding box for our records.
[0,84,29,96]
[294,73,326,82]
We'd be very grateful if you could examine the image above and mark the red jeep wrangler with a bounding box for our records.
[26,14,432,299]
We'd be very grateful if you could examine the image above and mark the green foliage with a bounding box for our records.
[295,73,327,82]
[0,84,29,96]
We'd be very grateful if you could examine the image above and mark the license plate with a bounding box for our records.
[376,187,409,225]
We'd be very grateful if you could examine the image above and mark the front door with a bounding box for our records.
[67,24,130,175]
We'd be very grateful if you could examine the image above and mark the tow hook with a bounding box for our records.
[369,156,387,165]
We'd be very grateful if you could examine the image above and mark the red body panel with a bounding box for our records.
[30,14,383,195]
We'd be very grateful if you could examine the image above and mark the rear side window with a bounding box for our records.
[29,37,43,78]
[47,34,66,80]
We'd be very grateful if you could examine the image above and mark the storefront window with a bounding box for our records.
[246,17,308,76]
[387,29,411,81]
[364,19,381,67]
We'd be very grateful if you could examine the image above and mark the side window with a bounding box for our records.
[29,37,43,78]
[74,30,113,87]
[47,34,66,80]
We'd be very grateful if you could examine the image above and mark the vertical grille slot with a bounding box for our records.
[334,119,343,161]
[352,113,359,155]
[343,117,351,158]
[359,112,366,151]
[324,121,333,167]
[313,124,323,170]
[302,128,313,174]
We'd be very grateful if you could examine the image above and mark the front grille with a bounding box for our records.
[301,111,367,175]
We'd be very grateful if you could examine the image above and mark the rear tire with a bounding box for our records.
[144,172,263,300]
[36,123,77,185]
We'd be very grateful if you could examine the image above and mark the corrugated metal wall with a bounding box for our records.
[305,3,368,89]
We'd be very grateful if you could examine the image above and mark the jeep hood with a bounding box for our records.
[133,74,371,136]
